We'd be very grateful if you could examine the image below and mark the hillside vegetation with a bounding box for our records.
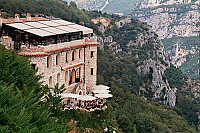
[162,36,199,80]
[0,0,199,132]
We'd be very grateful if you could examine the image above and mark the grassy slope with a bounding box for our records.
[161,36,199,80]
[102,0,140,14]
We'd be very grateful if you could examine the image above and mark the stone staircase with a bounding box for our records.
[63,82,86,95]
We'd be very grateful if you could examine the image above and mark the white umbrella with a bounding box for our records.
[78,95,96,101]
[95,94,113,98]
[93,89,111,94]
[60,93,81,98]
[94,85,110,90]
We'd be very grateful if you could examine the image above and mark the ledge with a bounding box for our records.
[18,43,99,56]
[63,63,85,70]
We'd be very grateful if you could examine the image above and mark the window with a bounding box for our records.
[47,55,52,68]
[57,73,60,84]
[56,56,58,65]
[79,49,81,58]
[31,64,37,70]
[49,76,53,86]
[91,68,94,75]
[66,52,68,62]
[72,51,75,61]
[47,57,49,67]
[91,51,94,58]
[56,53,61,65]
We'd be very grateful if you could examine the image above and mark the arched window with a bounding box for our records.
[56,53,61,65]
[91,68,94,75]
[66,52,68,62]
[65,71,68,83]
[72,69,75,83]
[79,49,81,58]
[72,51,75,61]
[49,76,53,86]
[47,55,52,68]
[57,73,60,84]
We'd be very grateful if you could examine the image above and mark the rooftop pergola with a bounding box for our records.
[2,19,93,49]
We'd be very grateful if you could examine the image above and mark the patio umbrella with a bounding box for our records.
[94,85,110,90]
[60,93,81,98]
[95,94,113,98]
[93,89,111,94]
[78,95,96,101]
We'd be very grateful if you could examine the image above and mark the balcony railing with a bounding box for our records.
[19,36,97,53]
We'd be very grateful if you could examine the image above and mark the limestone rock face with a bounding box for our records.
[115,17,132,28]
[136,0,195,9]
[104,36,113,43]
[132,4,199,39]
[137,59,177,107]
[97,36,104,49]
[98,24,105,33]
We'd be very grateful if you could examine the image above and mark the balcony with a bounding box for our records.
[19,36,98,55]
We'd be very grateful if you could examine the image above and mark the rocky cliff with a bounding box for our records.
[65,0,107,11]
[136,0,198,9]
[131,4,199,39]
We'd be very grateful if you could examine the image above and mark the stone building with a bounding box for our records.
[1,14,99,95]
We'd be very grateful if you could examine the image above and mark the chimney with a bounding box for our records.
[15,14,20,22]
[26,13,31,21]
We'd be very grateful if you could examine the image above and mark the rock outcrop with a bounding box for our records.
[165,42,198,67]
[131,4,199,39]
[136,0,196,9]
[137,59,177,107]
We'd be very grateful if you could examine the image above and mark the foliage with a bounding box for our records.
[164,65,200,128]
[108,85,197,133]
[162,36,200,80]
[102,0,141,14]
[161,36,199,51]
[97,49,197,132]
[0,46,67,132]
[179,53,199,80]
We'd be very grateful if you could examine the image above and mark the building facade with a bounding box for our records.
[1,15,99,95]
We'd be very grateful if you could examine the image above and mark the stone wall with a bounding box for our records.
[84,45,97,92]
[27,38,98,93]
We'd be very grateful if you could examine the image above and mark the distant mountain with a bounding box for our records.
[65,0,140,14]
[136,0,198,8]
[64,0,107,11]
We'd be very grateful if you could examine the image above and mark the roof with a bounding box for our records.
[2,17,47,23]
[24,28,55,37]
[18,42,99,56]
[3,19,93,37]
[6,23,34,30]
[68,24,93,34]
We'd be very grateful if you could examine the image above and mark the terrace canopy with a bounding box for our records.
[2,19,93,49]
[95,94,113,98]
[60,93,81,98]
[78,95,96,101]
[93,90,111,94]
[93,85,110,90]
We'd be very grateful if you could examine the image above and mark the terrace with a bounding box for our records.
[1,19,96,53]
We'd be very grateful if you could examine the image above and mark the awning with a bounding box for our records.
[68,24,93,35]
[24,29,56,37]
[78,95,96,101]
[95,94,113,98]
[93,90,111,94]
[60,93,81,98]
[94,85,110,90]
